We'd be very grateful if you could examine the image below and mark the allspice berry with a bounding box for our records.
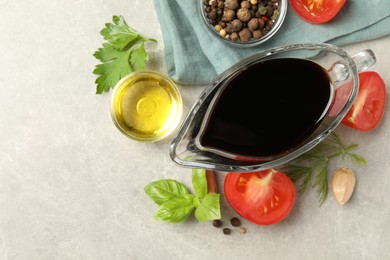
[241,1,252,9]
[248,18,259,31]
[238,28,252,42]
[230,32,239,41]
[226,0,239,10]
[231,19,243,32]
[252,30,263,39]
[223,9,236,22]
[258,18,265,29]
[237,8,252,22]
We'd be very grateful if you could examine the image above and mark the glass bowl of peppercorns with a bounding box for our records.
[200,0,287,47]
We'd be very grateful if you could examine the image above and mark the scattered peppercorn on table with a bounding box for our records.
[0,0,390,259]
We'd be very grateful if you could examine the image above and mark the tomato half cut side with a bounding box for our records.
[224,169,296,226]
[342,71,387,131]
[289,0,347,24]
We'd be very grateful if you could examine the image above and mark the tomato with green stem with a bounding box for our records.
[289,0,347,24]
[224,169,296,226]
[342,71,387,131]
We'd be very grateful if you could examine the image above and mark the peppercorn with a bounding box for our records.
[202,0,280,43]
[207,9,217,20]
[258,5,267,15]
[230,217,241,227]
[238,28,252,42]
[266,5,274,17]
[219,21,226,28]
[212,219,222,227]
[224,23,234,34]
[271,9,280,21]
[223,228,231,235]
[239,227,247,234]
[217,0,224,9]
[237,8,251,22]
[266,20,274,30]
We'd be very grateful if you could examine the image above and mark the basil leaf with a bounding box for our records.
[154,194,195,223]
[192,169,208,199]
[144,180,190,206]
[194,193,221,222]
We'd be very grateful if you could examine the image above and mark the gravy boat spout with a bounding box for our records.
[170,43,376,172]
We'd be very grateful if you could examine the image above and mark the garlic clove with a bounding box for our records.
[331,167,356,205]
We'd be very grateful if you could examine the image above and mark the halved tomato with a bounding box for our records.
[224,169,296,226]
[289,0,347,24]
[342,71,387,131]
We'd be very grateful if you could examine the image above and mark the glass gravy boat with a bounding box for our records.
[170,43,376,172]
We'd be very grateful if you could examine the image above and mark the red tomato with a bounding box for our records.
[342,71,387,131]
[224,169,296,226]
[289,0,347,24]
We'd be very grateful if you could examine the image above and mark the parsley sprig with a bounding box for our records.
[93,15,157,94]
[283,132,366,205]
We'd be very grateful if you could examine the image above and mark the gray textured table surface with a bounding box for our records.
[1,1,389,259]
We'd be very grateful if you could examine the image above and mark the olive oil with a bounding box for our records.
[111,71,182,141]
[199,58,332,157]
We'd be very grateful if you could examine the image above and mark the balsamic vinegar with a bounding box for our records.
[199,58,332,157]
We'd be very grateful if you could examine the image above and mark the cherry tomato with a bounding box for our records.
[224,169,296,226]
[289,0,347,24]
[342,71,387,131]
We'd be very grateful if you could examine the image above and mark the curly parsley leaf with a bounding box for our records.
[93,15,157,94]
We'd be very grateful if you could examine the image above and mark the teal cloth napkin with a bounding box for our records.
[153,0,390,85]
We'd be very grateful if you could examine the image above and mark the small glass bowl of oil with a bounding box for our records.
[110,70,183,142]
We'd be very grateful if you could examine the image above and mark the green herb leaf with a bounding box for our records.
[100,15,140,50]
[314,167,328,205]
[192,169,208,199]
[93,15,157,94]
[283,132,366,205]
[284,164,312,195]
[194,193,221,222]
[130,42,148,71]
[154,194,195,223]
[93,44,132,94]
[144,179,190,206]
